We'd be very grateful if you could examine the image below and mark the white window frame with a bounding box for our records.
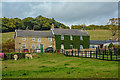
[80,45,83,49]
[37,38,41,42]
[22,37,26,41]
[49,44,52,47]
[61,35,64,40]
[80,36,83,40]
[37,44,39,49]
[32,44,35,49]
[48,37,52,41]
[22,44,26,49]
[61,44,64,49]
[70,36,72,40]
[32,38,35,41]
[70,44,73,49]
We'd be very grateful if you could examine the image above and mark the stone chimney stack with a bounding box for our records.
[82,24,85,30]
[51,24,54,30]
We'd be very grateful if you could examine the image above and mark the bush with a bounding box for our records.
[108,43,114,48]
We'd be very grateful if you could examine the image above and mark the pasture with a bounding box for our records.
[0,30,119,43]
[2,53,119,78]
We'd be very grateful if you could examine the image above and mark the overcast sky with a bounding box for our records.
[1,2,118,27]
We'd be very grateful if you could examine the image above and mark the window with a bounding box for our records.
[22,37,26,41]
[37,44,39,49]
[80,45,83,49]
[80,36,83,40]
[61,44,64,49]
[32,44,35,49]
[37,38,41,42]
[49,45,52,47]
[32,38,35,41]
[48,37,52,41]
[22,44,26,49]
[70,44,73,49]
[61,35,64,40]
[70,36,72,40]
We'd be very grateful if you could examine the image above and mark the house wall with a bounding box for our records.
[15,36,55,52]
[55,35,90,49]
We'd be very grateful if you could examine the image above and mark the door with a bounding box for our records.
[61,44,64,49]
[40,44,44,53]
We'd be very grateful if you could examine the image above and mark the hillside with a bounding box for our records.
[1,30,118,43]
[87,30,118,40]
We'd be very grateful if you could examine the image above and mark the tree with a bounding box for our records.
[108,42,114,49]
[107,18,118,36]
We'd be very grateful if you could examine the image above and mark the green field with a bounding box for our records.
[0,30,118,43]
[0,32,14,42]
[2,53,118,78]
[87,30,118,40]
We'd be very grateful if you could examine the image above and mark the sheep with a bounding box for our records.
[14,54,18,61]
[25,54,32,59]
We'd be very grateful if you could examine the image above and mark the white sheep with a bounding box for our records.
[25,54,32,59]
[14,54,18,61]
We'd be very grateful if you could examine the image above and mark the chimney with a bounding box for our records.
[82,24,85,30]
[51,24,54,30]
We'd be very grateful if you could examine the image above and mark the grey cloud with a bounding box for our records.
[2,2,118,26]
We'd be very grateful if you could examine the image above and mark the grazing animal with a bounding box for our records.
[25,54,32,59]
[14,54,18,61]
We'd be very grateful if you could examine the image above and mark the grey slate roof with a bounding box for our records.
[16,30,54,37]
[90,40,120,45]
[53,29,89,36]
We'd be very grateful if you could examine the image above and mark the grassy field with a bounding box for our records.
[0,30,118,43]
[0,32,14,43]
[2,53,118,78]
[87,30,118,40]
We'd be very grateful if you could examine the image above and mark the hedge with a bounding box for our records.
[55,35,90,49]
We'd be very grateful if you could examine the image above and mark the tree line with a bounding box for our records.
[71,24,117,30]
[1,15,69,33]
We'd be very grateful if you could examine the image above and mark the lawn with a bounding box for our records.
[2,53,119,78]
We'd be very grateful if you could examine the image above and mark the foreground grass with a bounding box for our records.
[2,53,118,78]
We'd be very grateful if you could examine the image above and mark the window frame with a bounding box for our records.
[32,38,35,41]
[70,44,73,49]
[22,44,26,49]
[48,37,52,41]
[70,35,72,40]
[32,44,35,49]
[61,35,64,40]
[80,45,83,49]
[22,37,26,41]
[37,38,41,42]
[80,36,83,40]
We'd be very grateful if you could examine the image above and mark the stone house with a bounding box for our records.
[14,24,90,52]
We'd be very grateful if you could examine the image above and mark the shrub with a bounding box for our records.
[108,43,114,49]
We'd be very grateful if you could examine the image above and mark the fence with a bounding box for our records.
[62,47,120,61]
[4,53,29,60]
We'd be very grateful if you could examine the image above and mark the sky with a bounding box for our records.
[1,1,119,27]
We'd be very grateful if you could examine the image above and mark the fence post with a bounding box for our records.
[85,51,87,58]
[103,50,104,60]
[90,51,92,58]
[75,50,76,57]
[109,49,112,61]
[96,47,98,59]
[78,49,79,57]
[72,50,73,56]
[81,51,83,58]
